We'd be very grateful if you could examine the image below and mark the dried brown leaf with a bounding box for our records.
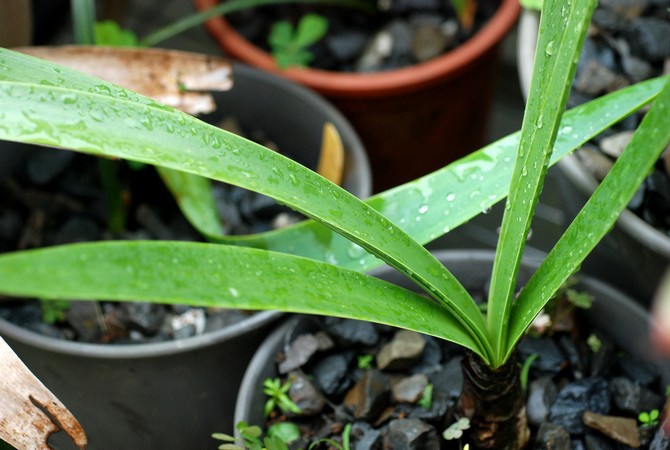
[16,46,233,115]
[0,337,87,450]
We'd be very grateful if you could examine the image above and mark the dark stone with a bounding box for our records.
[279,333,322,374]
[392,373,429,403]
[385,419,440,450]
[26,149,74,185]
[411,334,442,374]
[343,369,390,421]
[599,0,649,18]
[311,352,355,396]
[535,422,571,450]
[406,380,452,421]
[589,335,616,378]
[558,335,586,378]
[325,317,379,347]
[625,17,670,62]
[386,0,441,14]
[51,215,100,245]
[350,421,383,450]
[548,378,611,434]
[65,301,105,342]
[617,354,657,386]
[527,376,559,427]
[430,356,463,399]
[518,336,565,375]
[377,330,426,371]
[411,22,449,62]
[591,8,628,33]
[0,209,22,242]
[120,302,167,336]
[585,433,616,450]
[326,31,370,63]
[289,372,325,416]
[610,376,664,415]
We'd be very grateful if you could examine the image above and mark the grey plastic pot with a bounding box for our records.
[517,9,668,304]
[0,62,371,449]
[236,249,670,433]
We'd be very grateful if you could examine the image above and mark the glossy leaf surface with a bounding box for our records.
[487,0,595,365]
[0,48,489,357]
[508,76,670,357]
[0,242,484,357]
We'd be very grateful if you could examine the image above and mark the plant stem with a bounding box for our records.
[458,351,529,450]
[70,0,96,45]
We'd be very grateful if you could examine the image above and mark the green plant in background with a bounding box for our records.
[38,299,71,325]
[356,353,374,369]
[263,378,302,417]
[639,409,660,427]
[519,0,543,10]
[586,333,602,353]
[418,383,433,410]
[518,353,538,395]
[269,14,329,68]
[1,0,669,446]
[213,421,290,450]
[307,423,352,450]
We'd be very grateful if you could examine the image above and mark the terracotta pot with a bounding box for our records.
[194,0,520,192]
[235,250,670,445]
[0,59,371,449]
[517,9,670,304]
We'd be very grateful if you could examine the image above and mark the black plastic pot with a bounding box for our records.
[516,9,669,304]
[0,62,371,449]
[236,249,670,438]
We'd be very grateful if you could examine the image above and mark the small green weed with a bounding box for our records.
[263,377,301,417]
[639,409,660,427]
[269,14,328,69]
[39,299,70,324]
[357,353,374,370]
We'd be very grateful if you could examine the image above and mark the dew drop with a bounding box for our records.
[535,114,544,129]
[418,204,429,214]
[545,40,555,56]
[446,193,456,202]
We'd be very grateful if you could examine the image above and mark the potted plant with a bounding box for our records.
[0,46,371,449]
[193,0,520,191]
[517,1,670,303]
[235,250,670,448]
[0,0,668,448]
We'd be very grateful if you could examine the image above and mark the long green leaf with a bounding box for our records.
[164,77,667,261]
[1,46,664,271]
[487,0,595,366]
[0,48,490,359]
[508,77,670,357]
[0,241,486,359]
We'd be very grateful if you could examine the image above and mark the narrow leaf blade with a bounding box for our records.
[0,242,486,359]
[508,77,670,355]
[487,0,596,366]
[0,48,489,356]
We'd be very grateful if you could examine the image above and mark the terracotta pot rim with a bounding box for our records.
[195,0,520,97]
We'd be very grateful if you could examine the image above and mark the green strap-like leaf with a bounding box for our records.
[0,48,490,359]
[163,77,667,263]
[486,0,596,366]
[2,46,664,272]
[507,76,670,358]
[0,241,486,359]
